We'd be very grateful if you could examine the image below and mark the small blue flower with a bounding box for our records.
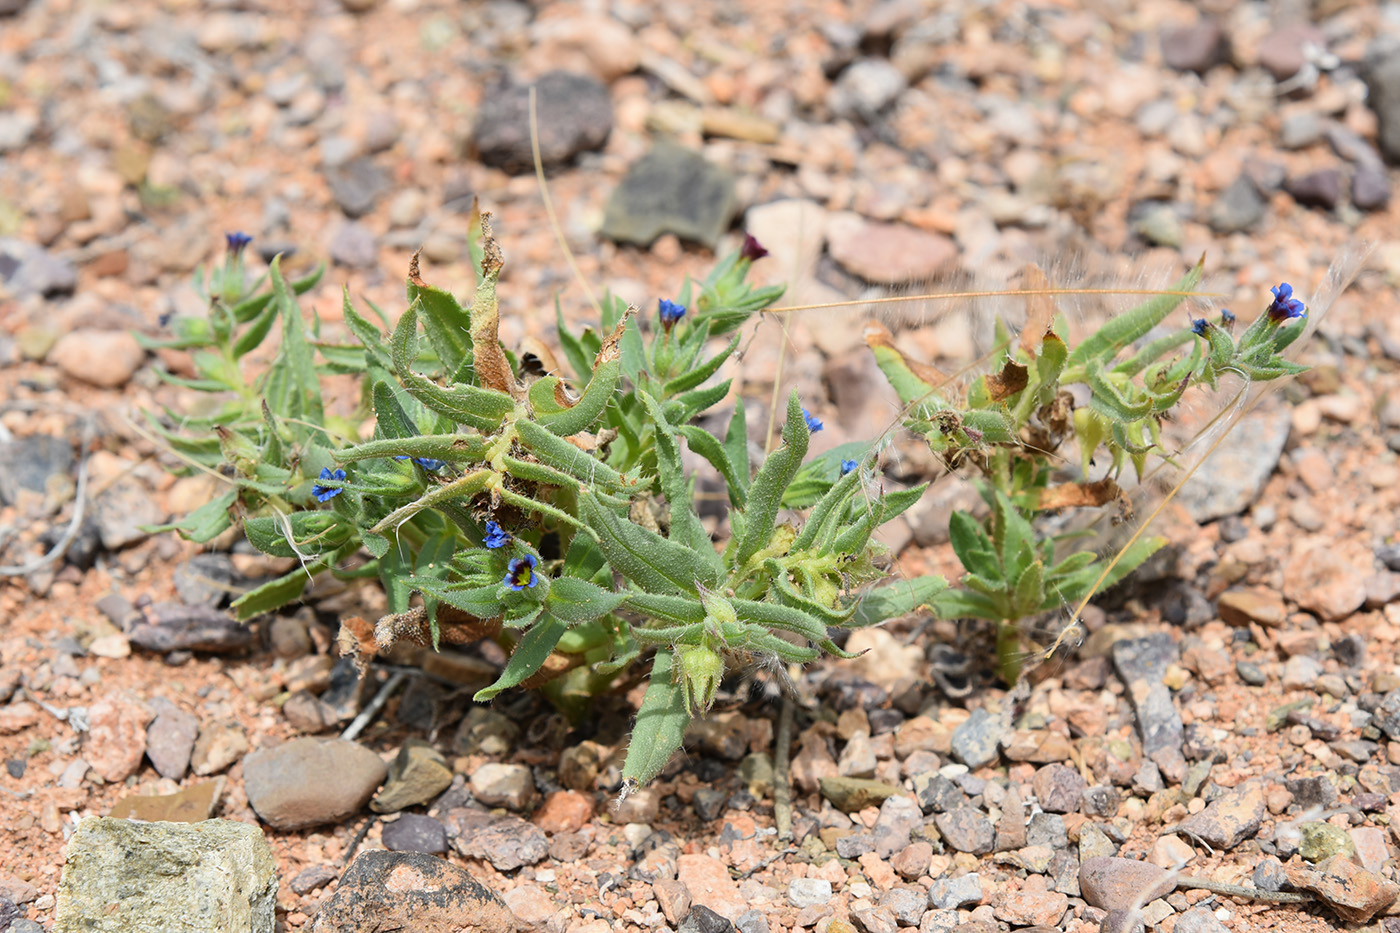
[1190,318,1209,336]
[483,521,511,550]
[1267,282,1306,322]
[840,459,858,476]
[802,408,823,433]
[311,467,346,502]
[503,554,538,591]
[658,299,687,327]
[225,231,253,256]
[394,456,447,471]
[1221,309,1236,326]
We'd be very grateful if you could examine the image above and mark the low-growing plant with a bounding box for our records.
[144,209,1331,785]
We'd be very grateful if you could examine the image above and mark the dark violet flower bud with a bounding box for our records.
[658,298,686,329]
[840,459,858,476]
[483,520,511,550]
[225,231,253,257]
[1221,309,1236,326]
[1266,282,1306,323]
[503,554,538,591]
[1191,318,1209,337]
[802,408,823,433]
[740,233,769,262]
[311,467,346,502]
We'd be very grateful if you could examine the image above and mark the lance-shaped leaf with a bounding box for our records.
[1084,359,1154,422]
[623,650,691,787]
[145,490,236,543]
[341,289,394,370]
[1066,257,1204,367]
[513,418,632,494]
[405,252,472,376]
[664,379,733,424]
[639,392,717,569]
[264,257,326,444]
[460,216,520,398]
[228,262,324,324]
[545,577,629,624]
[244,511,348,558]
[791,467,863,552]
[734,393,809,567]
[231,301,277,360]
[848,575,949,628]
[536,309,631,436]
[391,301,515,432]
[412,578,507,620]
[474,613,568,702]
[676,424,747,509]
[865,321,951,409]
[724,400,751,497]
[334,433,489,464]
[623,592,708,627]
[663,332,740,395]
[929,587,1003,622]
[232,568,311,620]
[577,490,717,595]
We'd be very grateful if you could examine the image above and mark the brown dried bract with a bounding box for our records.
[337,608,501,674]
[407,249,426,288]
[336,616,379,672]
[1037,476,1122,511]
[594,305,636,369]
[985,359,1029,402]
[863,321,948,388]
[1019,263,1057,358]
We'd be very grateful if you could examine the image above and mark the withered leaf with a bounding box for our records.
[1019,262,1058,357]
[985,359,1029,401]
[1036,476,1122,511]
[863,321,949,387]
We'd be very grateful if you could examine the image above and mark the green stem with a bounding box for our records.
[996,620,1022,684]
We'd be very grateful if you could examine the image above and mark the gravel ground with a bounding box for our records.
[3,1,1400,932]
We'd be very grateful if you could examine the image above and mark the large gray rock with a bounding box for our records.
[307,850,514,933]
[1364,40,1400,163]
[600,143,737,249]
[54,817,276,933]
[243,738,386,830]
[473,70,613,174]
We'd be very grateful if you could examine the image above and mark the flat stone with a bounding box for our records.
[127,602,254,654]
[144,700,199,780]
[1208,175,1267,233]
[826,214,957,286]
[600,143,737,249]
[94,478,163,550]
[243,738,386,830]
[1218,587,1288,627]
[819,776,905,814]
[787,878,832,909]
[1078,857,1175,910]
[934,807,994,855]
[371,739,453,813]
[0,238,78,297]
[474,70,612,174]
[447,809,548,872]
[325,156,388,218]
[928,873,981,910]
[306,850,514,933]
[1285,855,1400,923]
[1175,783,1266,850]
[290,864,338,896]
[1283,547,1368,621]
[993,889,1068,927]
[329,222,378,269]
[1161,22,1228,73]
[1031,763,1085,814]
[108,777,224,823]
[533,790,593,835]
[190,723,248,776]
[0,435,72,505]
[502,882,558,930]
[950,708,1003,769]
[382,813,449,855]
[54,817,275,933]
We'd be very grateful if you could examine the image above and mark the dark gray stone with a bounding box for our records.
[325,156,388,218]
[950,708,1003,769]
[1353,164,1392,211]
[127,602,254,654]
[306,850,513,933]
[473,70,612,174]
[836,832,875,858]
[289,864,338,895]
[927,873,981,910]
[381,813,449,854]
[1236,661,1266,686]
[735,909,769,933]
[914,772,965,813]
[933,807,994,854]
[600,143,737,249]
[1026,812,1067,849]
[1209,175,1266,233]
[1161,22,1228,73]
[680,905,734,933]
[0,435,73,505]
[173,554,240,608]
[0,238,77,297]
[693,787,727,821]
[1286,168,1343,209]
[1175,407,1291,521]
[329,222,378,269]
[1363,40,1400,163]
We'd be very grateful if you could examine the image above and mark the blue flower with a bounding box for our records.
[311,467,346,502]
[1190,318,1209,336]
[225,231,253,256]
[483,521,511,550]
[840,459,859,476]
[1221,309,1236,326]
[503,554,538,591]
[740,233,769,262]
[394,456,445,471]
[1267,282,1306,322]
[658,299,687,327]
[802,408,823,433]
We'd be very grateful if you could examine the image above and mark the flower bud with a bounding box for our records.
[676,645,724,716]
